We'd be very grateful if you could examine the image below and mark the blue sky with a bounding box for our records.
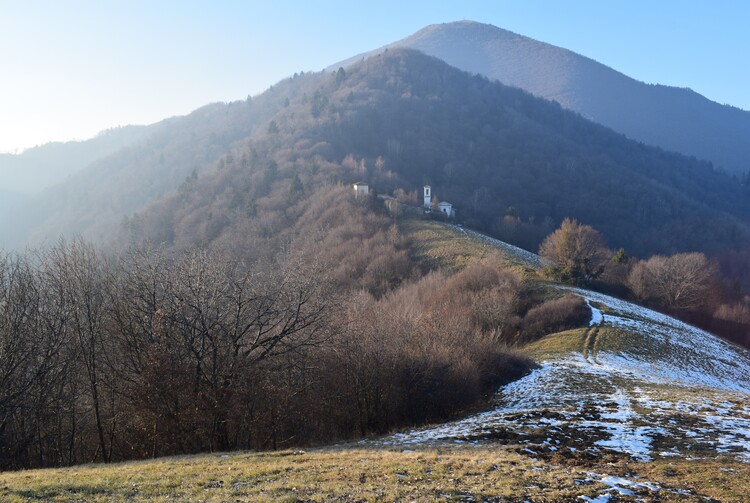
[1,0,748,152]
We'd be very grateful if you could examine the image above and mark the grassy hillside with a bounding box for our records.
[2,221,749,501]
[2,445,750,502]
[398,217,536,275]
[383,276,750,465]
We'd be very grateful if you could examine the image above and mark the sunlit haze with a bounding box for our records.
[2,0,748,153]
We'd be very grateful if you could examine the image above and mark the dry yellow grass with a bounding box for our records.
[523,327,589,359]
[2,445,748,502]
[398,217,536,276]
[5,219,744,502]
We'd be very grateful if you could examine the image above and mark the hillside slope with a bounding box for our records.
[4,49,749,258]
[128,49,750,258]
[5,445,750,501]
[0,75,321,249]
[0,189,29,217]
[337,21,750,176]
[2,226,750,502]
[380,228,750,465]
[0,125,153,195]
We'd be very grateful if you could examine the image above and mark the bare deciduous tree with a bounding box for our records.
[628,252,717,312]
[47,240,117,463]
[539,218,611,283]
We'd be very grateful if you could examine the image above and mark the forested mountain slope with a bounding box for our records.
[128,49,750,258]
[4,49,749,258]
[0,75,319,249]
[337,21,750,176]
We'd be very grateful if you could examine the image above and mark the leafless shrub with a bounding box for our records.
[628,252,717,312]
[520,294,591,343]
[714,302,750,325]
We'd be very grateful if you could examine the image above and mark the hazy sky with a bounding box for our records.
[1,0,748,153]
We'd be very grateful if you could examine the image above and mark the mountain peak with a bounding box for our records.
[336,20,750,175]
[413,19,523,38]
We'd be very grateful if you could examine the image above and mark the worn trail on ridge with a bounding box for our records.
[583,325,601,365]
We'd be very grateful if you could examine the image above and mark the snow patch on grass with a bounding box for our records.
[592,390,658,461]
[587,300,603,326]
[566,287,750,394]
[378,281,750,464]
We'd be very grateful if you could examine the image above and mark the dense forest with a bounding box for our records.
[116,49,750,287]
[0,125,152,195]
[0,74,323,249]
[5,49,749,263]
[340,21,750,177]
[0,187,601,470]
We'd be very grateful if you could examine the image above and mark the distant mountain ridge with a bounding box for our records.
[0,125,154,195]
[336,21,750,175]
[0,77,318,249]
